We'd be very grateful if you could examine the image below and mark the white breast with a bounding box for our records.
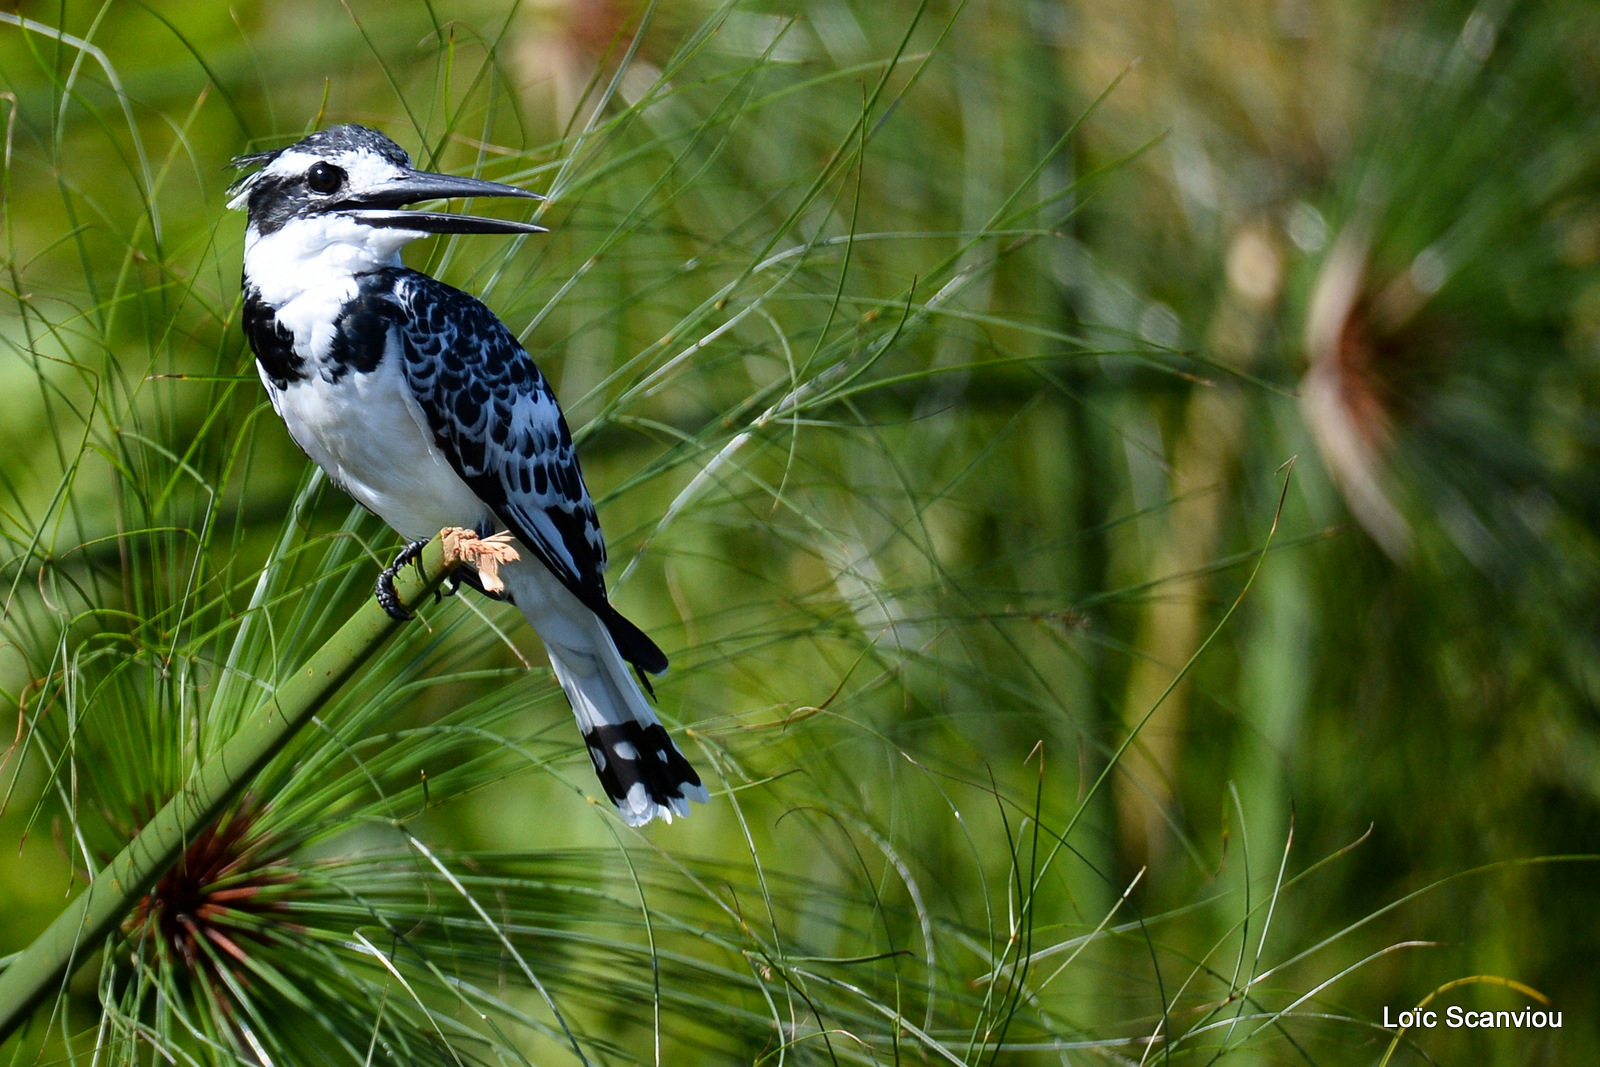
[246,212,494,541]
[265,341,494,542]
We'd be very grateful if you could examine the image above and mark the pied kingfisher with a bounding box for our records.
[229,124,707,824]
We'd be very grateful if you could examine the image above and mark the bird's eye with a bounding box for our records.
[306,162,345,194]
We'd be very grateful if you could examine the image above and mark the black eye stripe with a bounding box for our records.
[306,161,345,194]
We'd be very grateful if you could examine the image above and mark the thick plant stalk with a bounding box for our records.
[0,539,458,1043]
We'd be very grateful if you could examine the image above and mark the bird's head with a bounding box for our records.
[228,124,545,247]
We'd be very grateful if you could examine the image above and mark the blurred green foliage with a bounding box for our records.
[0,0,1597,1063]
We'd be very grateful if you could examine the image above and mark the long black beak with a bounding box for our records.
[338,169,547,235]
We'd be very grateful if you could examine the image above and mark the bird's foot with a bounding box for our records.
[438,566,509,603]
[377,539,430,621]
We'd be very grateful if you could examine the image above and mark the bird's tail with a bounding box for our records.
[500,559,708,825]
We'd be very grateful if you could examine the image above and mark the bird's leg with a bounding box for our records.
[377,539,430,621]
[438,566,508,603]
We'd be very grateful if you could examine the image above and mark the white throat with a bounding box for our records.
[244,214,422,309]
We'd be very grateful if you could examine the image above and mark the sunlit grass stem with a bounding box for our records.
[0,539,459,1043]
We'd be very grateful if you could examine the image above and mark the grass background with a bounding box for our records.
[0,0,1597,1062]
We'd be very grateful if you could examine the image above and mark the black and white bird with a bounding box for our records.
[229,124,706,824]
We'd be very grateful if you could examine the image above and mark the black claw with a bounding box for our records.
[449,566,508,602]
[395,538,428,570]
[376,539,429,621]
[377,575,412,620]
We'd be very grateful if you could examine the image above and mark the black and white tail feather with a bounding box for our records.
[502,564,705,823]
[229,124,706,824]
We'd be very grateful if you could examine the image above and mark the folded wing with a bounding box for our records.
[376,267,668,674]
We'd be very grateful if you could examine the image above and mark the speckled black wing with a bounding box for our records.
[378,268,667,674]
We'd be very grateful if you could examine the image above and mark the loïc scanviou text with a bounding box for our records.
[1383,1006,1562,1030]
